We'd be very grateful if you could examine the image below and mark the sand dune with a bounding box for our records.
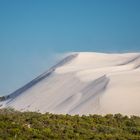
[0,52,140,115]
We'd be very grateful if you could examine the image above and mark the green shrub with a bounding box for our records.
[0,109,140,139]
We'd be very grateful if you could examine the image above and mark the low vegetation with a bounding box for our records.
[0,108,140,140]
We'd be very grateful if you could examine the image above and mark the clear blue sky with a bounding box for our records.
[0,0,140,95]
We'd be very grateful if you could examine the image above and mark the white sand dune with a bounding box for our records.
[0,52,140,116]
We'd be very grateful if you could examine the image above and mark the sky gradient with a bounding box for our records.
[0,0,140,95]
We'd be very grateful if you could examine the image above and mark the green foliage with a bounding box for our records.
[0,109,140,139]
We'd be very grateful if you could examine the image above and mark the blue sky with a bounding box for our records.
[0,0,140,95]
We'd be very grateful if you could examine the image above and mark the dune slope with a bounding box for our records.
[0,52,140,115]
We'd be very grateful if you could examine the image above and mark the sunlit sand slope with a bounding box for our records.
[1,52,140,116]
